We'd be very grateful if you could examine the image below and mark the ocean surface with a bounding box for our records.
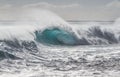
[0,10,120,77]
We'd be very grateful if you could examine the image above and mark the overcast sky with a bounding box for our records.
[0,0,120,21]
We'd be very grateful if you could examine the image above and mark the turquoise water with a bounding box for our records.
[35,28,79,45]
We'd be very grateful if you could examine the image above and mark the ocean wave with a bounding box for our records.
[34,26,120,46]
[0,25,119,47]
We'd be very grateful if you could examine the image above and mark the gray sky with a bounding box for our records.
[0,0,120,20]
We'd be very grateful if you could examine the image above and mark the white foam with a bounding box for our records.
[0,8,70,40]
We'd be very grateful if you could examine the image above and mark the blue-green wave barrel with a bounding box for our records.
[34,28,80,45]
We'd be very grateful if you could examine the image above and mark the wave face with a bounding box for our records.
[35,27,80,45]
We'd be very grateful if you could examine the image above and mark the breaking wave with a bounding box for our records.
[34,26,120,45]
[1,9,120,77]
[0,8,119,46]
[0,25,119,47]
[0,9,120,61]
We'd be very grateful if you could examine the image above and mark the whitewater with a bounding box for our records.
[0,9,120,77]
